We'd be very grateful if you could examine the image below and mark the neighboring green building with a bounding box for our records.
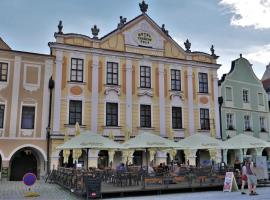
[219,55,270,165]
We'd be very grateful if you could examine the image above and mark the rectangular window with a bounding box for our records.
[140,66,151,88]
[244,115,251,131]
[199,73,208,93]
[69,100,82,125]
[106,103,118,126]
[258,93,264,106]
[140,105,151,128]
[0,105,4,128]
[0,62,8,82]
[260,117,266,132]
[226,87,232,101]
[21,106,35,129]
[171,69,181,91]
[226,113,234,130]
[200,108,210,130]
[172,107,182,129]
[107,62,118,85]
[243,89,249,103]
[70,58,83,82]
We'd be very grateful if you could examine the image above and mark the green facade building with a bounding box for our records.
[219,55,270,165]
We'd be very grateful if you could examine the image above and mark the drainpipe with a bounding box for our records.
[46,76,55,174]
[218,96,224,162]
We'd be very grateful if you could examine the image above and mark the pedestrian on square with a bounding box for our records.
[240,159,247,195]
[246,159,258,195]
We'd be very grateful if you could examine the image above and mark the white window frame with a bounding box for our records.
[244,114,251,131]
[138,60,152,89]
[225,86,233,101]
[242,88,249,103]
[258,93,264,106]
[67,97,84,126]
[0,100,7,132]
[19,102,37,137]
[138,103,152,128]
[0,59,10,90]
[105,56,120,86]
[169,65,182,91]
[226,113,234,130]
[260,116,266,131]
[104,101,120,127]
[68,52,86,83]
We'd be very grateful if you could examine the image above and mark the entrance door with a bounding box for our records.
[10,150,37,181]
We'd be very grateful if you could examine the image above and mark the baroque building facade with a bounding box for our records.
[49,5,221,168]
[219,55,270,165]
[0,38,53,180]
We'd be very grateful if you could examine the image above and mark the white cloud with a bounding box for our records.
[245,44,270,65]
[220,0,270,29]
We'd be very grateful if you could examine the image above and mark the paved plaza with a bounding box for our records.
[0,180,270,200]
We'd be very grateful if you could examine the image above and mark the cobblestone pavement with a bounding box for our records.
[0,180,82,200]
[1,180,270,200]
[107,187,270,200]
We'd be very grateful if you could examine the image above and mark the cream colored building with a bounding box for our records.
[49,3,221,168]
[0,38,53,180]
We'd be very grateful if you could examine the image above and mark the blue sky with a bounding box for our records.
[1,0,270,78]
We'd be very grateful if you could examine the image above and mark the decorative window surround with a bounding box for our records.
[23,64,41,92]
[137,87,153,97]
[19,103,37,137]
[169,90,184,100]
[104,85,121,96]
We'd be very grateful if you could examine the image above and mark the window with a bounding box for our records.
[140,105,151,128]
[140,66,151,88]
[226,113,234,130]
[70,58,83,82]
[107,62,118,85]
[21,106,35,129]
[243,89,249,103]
[69,100,82,125]
[171,69,181,91]
[225,87,232,101]
[199,73,208,93]
[258,93,264,106]
[0,62,8,82]
[0,105,4,128]
[172,107,182,129]
[106,103,118,126]
[244,115,251,131]
[260,117,266,132]
[200,108,210,130]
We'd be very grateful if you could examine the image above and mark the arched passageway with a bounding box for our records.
[227,149,241,166]
[262,148,270,160]
[175,150,185,165]
[10,147,45,181]
[98,150,108,169]
[196,149,210,167]
[133,151,143,166]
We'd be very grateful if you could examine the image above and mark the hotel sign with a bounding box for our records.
[134,31,155,47]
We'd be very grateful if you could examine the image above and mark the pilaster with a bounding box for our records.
[91,54,99,133]
[187,67,195,135]
[159,63,166,136]
[126,59,132,130]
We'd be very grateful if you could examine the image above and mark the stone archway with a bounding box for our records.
[196,149,210,167]
[9,147,45,181]
[98,150,108,169]
[133,151,143,166]
[175,150,185,164]
[226,149,241,166]
[262,148,270,161]
[246,148,257,157]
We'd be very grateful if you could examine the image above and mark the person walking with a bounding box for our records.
[246,159,258,195]
[240,159,247,194]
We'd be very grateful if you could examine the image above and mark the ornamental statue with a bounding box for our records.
[57,20,63,34]
[91,25,100,39]
[161,24,169,35]
[184,39,191,52]
[118,16,127,29]
[139,0,148,13]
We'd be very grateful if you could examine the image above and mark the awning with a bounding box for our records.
[122,132,178,150]
[57,131,123,150]
[176,133,223,149]
[223,134,270,149]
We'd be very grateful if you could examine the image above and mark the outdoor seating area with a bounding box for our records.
[50,165,229,196]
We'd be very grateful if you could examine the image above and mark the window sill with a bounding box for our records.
[227,128,236,131]
[105,84,121,87]
[64,124,86,128]
[172,128,185,131]
[244,130,253,132]
[103,126,122,129]
[138,127,155,130]
[67,81,86,85]
[197,92,210,95]
[138,87,153,90]
[169,90,182,92]
[197,129,210,132]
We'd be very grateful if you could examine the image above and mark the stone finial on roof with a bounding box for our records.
[240,53,242,58]
[161,24,169,35]
[57,20,63,34]
[118,16,127,29]
[184,39,191,52]
[91,25,100,39]
[139,0,148,13]
[210,45,216,56]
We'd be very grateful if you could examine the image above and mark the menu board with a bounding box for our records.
[223,172,238,192]
[84,176,102,199]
